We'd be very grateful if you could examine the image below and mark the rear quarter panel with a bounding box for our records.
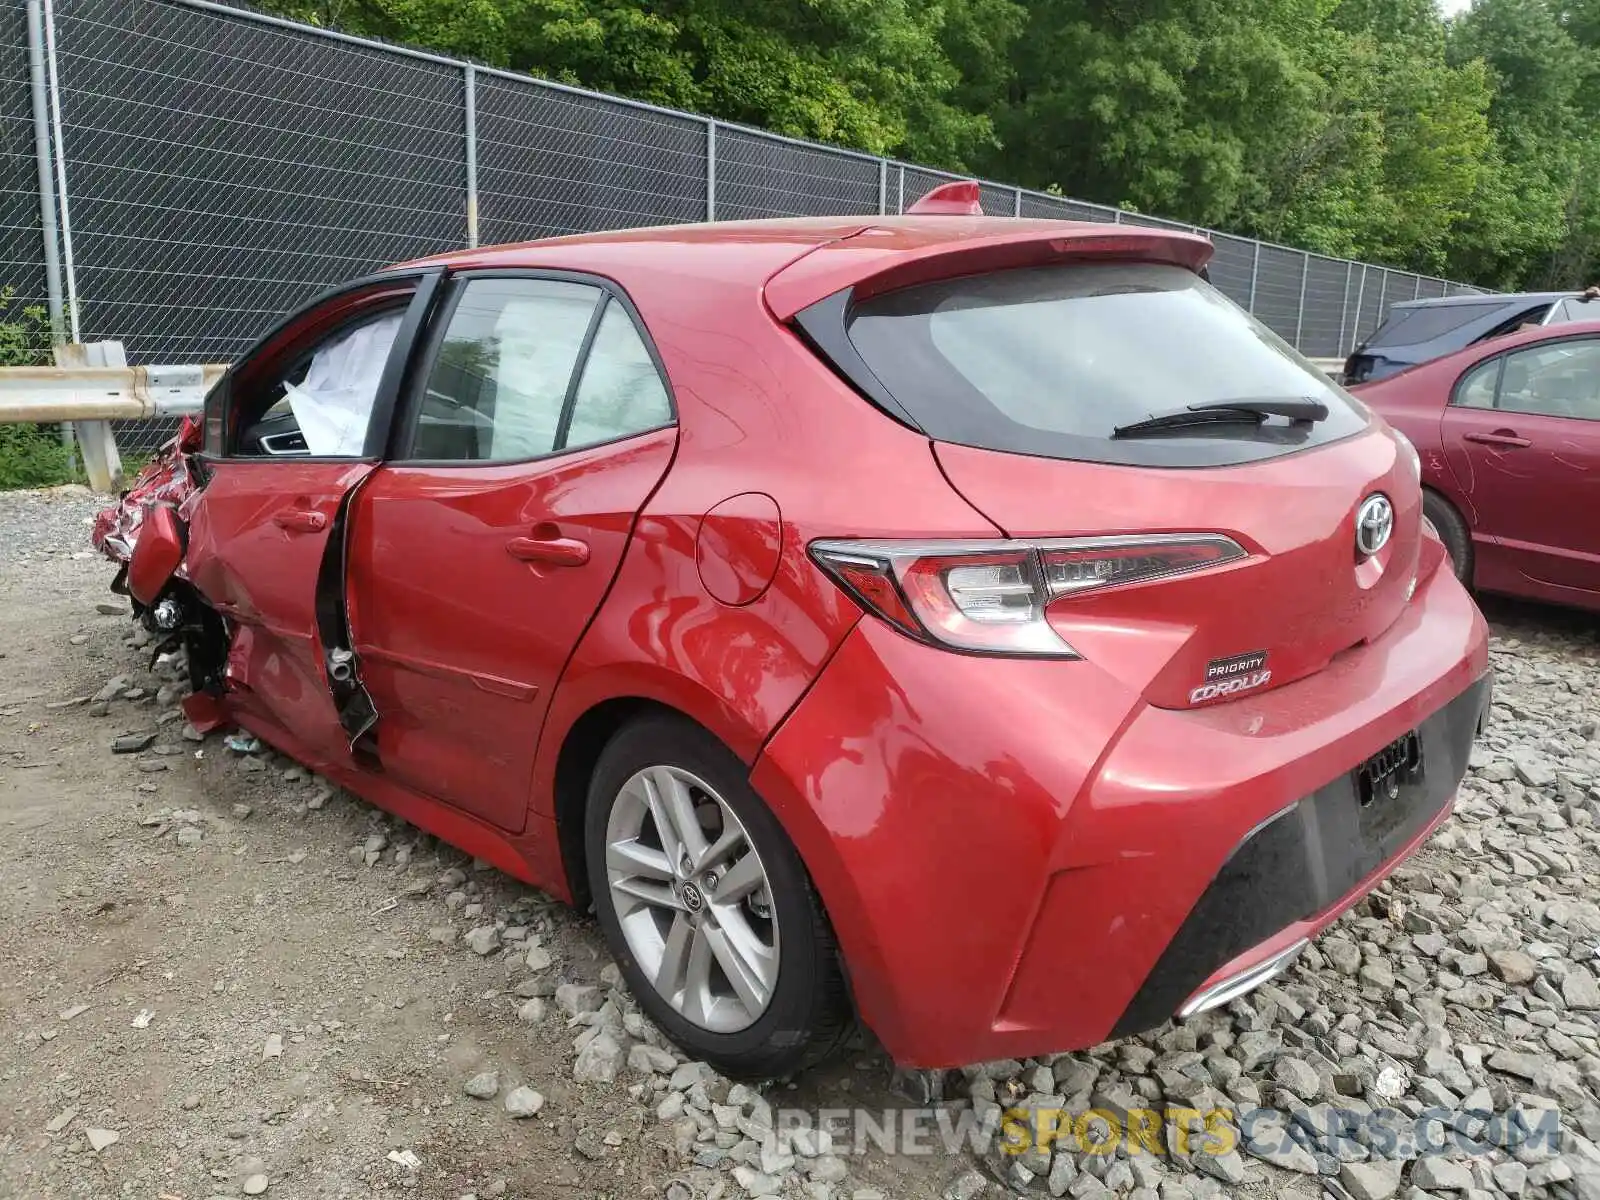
[529,261,1003,823]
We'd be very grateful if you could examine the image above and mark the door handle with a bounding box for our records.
[506,535,590,566]
[1463,430,1531,448]
[274,509,328,533]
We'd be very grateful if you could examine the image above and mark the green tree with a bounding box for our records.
[1444,0,1587,286]
[252,0,1020,168]
[0,288,70,490]
[240,0,1600,290]
[1253,2,1494,274]
[983,1,1330,227]
[981,0,1500,275]
[262,0,527,64]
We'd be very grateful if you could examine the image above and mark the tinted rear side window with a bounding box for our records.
[1477,305,1557,342]
[1364,301,1504,348]
[845,263,1368,467]
[1544,297,1600,326]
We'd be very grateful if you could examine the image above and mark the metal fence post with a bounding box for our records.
[896,165,904,214]
[463,63,479,247]
[24,0,65,345]
[878,159,887,216]
[41,0,77,343]
[1413,276,1421,301]
[29,0,79,476]
[1337,260,1353,356]
[1351,265,1368,351]
[705,119,716,221]
[1013,187,1022,217]
[1248,242,1261,315]
[1294,250,1309,351]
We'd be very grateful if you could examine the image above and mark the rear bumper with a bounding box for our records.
[752,561,1489,1067]
[1111,673,1487,1036]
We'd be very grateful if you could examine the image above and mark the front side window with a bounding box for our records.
[220,287,412,458]
[413,278,601,461]
[1469,339,1600,421]
[286,314,403,455]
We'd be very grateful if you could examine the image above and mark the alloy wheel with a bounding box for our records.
[603,764,779,1033]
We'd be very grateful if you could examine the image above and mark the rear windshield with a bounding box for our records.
[845,262,1368,467]
[1364,300,1505,349]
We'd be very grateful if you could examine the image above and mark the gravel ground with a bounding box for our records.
[1,484,1598,1200]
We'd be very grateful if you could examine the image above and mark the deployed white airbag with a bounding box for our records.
[286,313,403,456]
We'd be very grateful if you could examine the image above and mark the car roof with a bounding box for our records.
[406,215,874,266]
[1388,291,1554,311]
[400,216,1214,317]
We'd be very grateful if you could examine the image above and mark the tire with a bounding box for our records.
[1423,490,1473,586]
[584,713,853,1079]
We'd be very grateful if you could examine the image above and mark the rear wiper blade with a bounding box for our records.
[1112,396,1330,439]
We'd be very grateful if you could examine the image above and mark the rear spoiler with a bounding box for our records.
[764,223,1214,321]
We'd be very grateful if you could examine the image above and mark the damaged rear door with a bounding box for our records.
[346,273,677,832]
[185,271,440,771]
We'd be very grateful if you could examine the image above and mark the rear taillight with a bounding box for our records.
[811,535,1246,657]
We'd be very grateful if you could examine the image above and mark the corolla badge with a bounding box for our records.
[1189,650,1272,705]
[1356,494,1394,556]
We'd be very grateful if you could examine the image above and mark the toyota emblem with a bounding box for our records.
[1356,494,1394,557]
[679,881,705,913]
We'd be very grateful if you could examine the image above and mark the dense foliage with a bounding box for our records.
[0,290,73,491]
[257,0,1600,289]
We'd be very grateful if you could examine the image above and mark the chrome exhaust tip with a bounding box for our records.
[1178,938,1309,1020]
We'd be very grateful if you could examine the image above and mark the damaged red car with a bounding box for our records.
[95,206,1491,1078]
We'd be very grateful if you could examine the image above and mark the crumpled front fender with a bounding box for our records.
[91,415,201,564]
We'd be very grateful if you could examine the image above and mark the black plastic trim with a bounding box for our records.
[553,294,611,452]
[791,288,924,430]
[362,270,445,459]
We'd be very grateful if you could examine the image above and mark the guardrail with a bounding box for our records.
[0,342,222,490]
[0,364,220,421]
[0,345,1348,493]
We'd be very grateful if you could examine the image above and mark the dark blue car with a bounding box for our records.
[1345,290,1599,383]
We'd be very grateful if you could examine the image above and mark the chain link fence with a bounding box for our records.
[2,0,47,325]
[9,0,1487,456]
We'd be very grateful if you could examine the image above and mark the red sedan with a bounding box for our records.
[1353,320,1600,611]
[95,202,1489,1077]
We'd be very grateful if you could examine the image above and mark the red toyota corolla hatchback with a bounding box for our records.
[96,206,1490,1078]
